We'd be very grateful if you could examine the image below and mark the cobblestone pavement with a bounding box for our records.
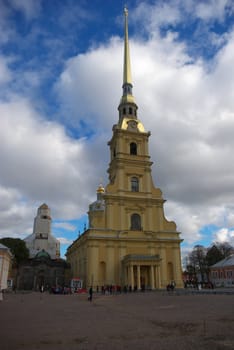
[1,290,234,350]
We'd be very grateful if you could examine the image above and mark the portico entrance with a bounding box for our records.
[122,254,161,290]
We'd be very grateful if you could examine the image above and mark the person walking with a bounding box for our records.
[88,286,93,302]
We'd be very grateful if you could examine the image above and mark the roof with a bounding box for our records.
[0,243,12,256]
[211,254,234,268]
[35,249,51,260]
[0,243,10,250]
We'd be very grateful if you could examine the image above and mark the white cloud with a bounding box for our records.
[56,237,74,245]
[132,1,181,31]
[195,0,232,21]
[57,2,92,29]
[164,201,203,244]
[0,56,12,85]
[55,37,122,132]
[53,222,76,231]
[133,0,234,28]
[0,96,105,229]
[227,211,234,226]
[0,186,33,237]
[10,0,42,20]
[214,228,234,245]
[0,2,14,44]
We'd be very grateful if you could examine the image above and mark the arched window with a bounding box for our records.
[130,142,137,155]
[131,177,139,192]
[123,107,126,115]
[131,213,141,230]
[129,107,132,115]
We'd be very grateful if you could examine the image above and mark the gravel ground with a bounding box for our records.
[0,290,234,350]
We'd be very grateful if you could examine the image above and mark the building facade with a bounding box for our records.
[0,243,12,294]
[24,203,60,259]
[210,254,234,287]
[66,8,183,290]
[17,250,70,291]
[17,204,69,290]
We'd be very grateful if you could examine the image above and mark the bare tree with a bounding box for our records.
[188,245,208,283]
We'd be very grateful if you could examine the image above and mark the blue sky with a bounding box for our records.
[0,0,234,260]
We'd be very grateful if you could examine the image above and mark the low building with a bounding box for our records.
[210,254,234,287]
[0,243,12,299]
[17,250,70,291]
[15,204,70,290]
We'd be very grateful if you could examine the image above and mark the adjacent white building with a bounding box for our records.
[24,204,60,259]
[0,243,12,299]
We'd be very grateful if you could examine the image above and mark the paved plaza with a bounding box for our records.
[0,290,234,350]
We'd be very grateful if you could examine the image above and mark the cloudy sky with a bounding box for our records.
[1,0,234,259]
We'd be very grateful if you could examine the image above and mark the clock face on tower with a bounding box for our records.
[128,120,138,131]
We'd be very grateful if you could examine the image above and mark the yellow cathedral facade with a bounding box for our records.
[66,8,183,290]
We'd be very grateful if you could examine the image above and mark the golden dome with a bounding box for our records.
[97,184,105,193]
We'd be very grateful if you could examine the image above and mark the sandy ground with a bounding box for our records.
[0,290,234,350]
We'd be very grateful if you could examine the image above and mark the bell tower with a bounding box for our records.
[106,7,164,234]
[67,8,183,290]
[103,7,183,288]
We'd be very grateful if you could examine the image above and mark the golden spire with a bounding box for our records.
[118,7,137,118]
[123,7,132,85]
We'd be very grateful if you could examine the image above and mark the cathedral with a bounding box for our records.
[66,9,183,290]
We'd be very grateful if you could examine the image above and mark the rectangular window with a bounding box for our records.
[131,177,139,192]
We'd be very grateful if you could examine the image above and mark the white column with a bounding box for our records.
[155,265,161,289]
[106,245,114,285]
[137,265,141,290]
[119,201,125,230]
[119,168,124,189]
[126,266,128,286]
[130,265,134,289]
[160,247,167,287]
[173,247,183,287]
[106,201,113,227]
[151,265,155,289]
